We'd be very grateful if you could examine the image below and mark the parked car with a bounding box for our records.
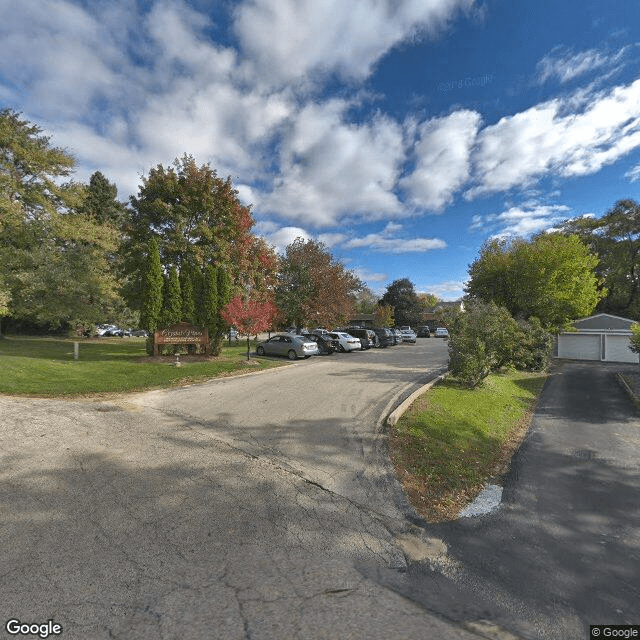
[400,328,417,343]
[327,331,361,352]
[392,328,404,344]
[300,332,337,354]
[346,327,375,349]
[98,325,130,337]
[372,327,394,347]
[416,326,431,337]
[256,333,319,359]
[434,327,449,338]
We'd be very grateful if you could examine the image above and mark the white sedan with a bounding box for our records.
[327,332,361,352]
[434,327,449,338]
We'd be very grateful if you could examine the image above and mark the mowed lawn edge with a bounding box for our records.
[389,369,548,522]
[0,336,288,397]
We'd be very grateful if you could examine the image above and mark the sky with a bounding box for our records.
[2,0,640,300]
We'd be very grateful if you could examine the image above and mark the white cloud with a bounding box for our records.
[345,235,447,252]
[353,267,388,283]
[343,222,447,253]
[469,79,640,196]
[470,203,572,239]
[0,0,136,120]
[261,99,406,226]
[258,225,311,254]
[401,110,481,210]
[625,164,640,183]
[536,45,628,85]
[421,280,466,300]
[317,233,349,247]
[234,0,474,86]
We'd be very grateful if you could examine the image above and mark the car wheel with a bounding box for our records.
[287,350,297,360]
[338,344,345,352]
[257,346,265,356]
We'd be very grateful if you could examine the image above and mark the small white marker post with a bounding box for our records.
[74,341,79,361]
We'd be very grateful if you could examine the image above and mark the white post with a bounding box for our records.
[74,342,79,361]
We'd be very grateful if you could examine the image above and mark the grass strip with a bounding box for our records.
[0,336,286,397]
[389,370,547,522]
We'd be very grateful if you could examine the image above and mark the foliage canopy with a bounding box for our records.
[466,232,603,330]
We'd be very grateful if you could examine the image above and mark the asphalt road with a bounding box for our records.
[2,339,492,640]
[362,361,640,640]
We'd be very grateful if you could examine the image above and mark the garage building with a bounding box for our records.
[557,313,639,363]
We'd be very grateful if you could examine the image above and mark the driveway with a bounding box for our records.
[130,340,449,520]
[0,340,492,640]
[361,361,640,640]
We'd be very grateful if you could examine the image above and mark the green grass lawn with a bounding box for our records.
[0,336,286,396]
[390,370,547,522]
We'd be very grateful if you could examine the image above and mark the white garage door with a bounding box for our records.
[558,333,602,360]
[604,335,639,363]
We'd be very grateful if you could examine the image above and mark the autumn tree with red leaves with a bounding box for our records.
[120,155,278,354]
[221,294,278,360]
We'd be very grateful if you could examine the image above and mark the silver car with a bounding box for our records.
[400,329,417,343]
[256,333,319,360]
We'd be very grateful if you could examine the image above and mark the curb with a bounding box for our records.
[616,372,640,413]
[386,369,450,427]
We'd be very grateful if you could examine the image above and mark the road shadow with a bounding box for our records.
[0,425,410,640]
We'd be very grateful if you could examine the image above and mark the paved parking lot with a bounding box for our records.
[1,339,481,640]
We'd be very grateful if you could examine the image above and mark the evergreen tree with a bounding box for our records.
[1,110,122,330]
[140,236,163,338]
[161,265,182,327]
[79,171,127,227]
[202,264,218,352]
[179,261,196,324]
[379,278,423,327]
[212,268,232,355]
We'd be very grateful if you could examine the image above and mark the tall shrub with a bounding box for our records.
[140,236,163,354]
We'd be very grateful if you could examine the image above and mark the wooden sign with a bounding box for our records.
[153,323,209,356]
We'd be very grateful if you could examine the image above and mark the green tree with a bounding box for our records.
[161,265,182,327]
[441,299,552,388]
[78,171,127,227]
[629,323,640,369]
[140,236,164,349]
[120,155,278,349]
[275,238,363,329]
[466,233,603,330]
[374,304,394,327]
[559,200,640,319]
[179,261,197,324]
[202,263,219,352]
[212,268,232,355]
[417,292,441,309]
[379,278,423,327]
[0,110,122,331]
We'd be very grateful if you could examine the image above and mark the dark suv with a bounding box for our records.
[346,327,375,349]
[371,327,394,347]
[300,332,338,354]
